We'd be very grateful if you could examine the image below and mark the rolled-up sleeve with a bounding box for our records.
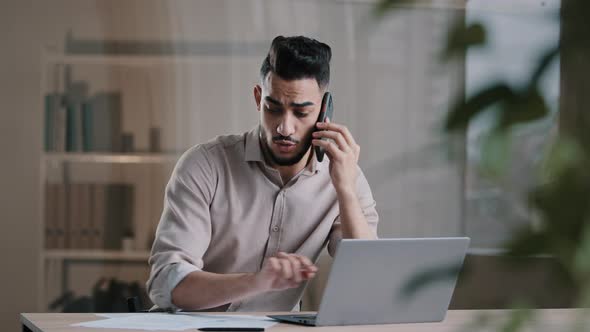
[146,145,217,309]
[327,168,379,256]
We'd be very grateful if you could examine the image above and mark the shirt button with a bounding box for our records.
[272,226,280,232]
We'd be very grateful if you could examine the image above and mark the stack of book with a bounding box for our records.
[44,183,135,250]
[45,88,123,153]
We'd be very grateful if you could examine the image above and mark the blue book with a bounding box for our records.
[64,81,89,152]
[89,92,122,152]
[65,103,79,151]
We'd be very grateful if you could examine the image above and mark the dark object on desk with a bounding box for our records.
[127,296,141,312]
[198,328,264,331]
[50,278,150,312]
[49,291,93,313]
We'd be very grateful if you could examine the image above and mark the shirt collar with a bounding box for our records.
[244,126,320,175]
[244,126,264,162]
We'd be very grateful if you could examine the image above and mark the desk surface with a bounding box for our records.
[20,309,588,332]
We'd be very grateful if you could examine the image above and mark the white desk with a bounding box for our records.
[20,309,589,332]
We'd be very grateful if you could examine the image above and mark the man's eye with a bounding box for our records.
[295,112,309,118]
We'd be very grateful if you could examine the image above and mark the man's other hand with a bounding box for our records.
[254,252,318,291]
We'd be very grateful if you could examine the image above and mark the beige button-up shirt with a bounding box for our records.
[147,126,379,312]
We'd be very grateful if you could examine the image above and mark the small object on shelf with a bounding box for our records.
[122,228,135,252]
[121,132,135,153]
[149,127,161,152]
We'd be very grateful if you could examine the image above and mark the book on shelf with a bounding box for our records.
[66,183,91,249]
[64,81,89,152]
[44,183,135,251]
[78,183,92,248]
[66,184,79,248]
[87,92,123,152]
[44,93,67,152]
[44,184,57,249]
[104,184,134,250]
[81,100,93,152]
[44,82,123,153]
[44,94,59,152]
[55,184,67,248]
[90,184,105,249]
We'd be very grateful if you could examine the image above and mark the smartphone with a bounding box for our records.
[314,92,334,162]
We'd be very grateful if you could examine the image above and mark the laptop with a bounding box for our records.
[268,237,470,326]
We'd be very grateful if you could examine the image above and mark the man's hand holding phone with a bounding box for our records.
[312,119,361,194]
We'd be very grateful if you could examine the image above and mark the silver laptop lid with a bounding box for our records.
[316,237,470,326]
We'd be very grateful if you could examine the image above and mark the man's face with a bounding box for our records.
[255,73,323,166]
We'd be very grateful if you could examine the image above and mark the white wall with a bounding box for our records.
[0,2,44,329]
[0,0,465,328]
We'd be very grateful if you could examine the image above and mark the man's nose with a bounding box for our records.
[277,114,295,137]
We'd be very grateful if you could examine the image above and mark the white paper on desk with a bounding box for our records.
[72,313,277,331]
[95,313,136,319]
[182,313,277,328]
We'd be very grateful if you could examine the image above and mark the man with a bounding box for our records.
[147,35,379,312]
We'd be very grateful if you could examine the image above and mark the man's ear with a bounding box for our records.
[254,84,262,112]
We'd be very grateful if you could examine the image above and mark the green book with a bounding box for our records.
[81,101,93,151]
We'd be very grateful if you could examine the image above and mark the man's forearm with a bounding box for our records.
[171,270,261,310]
[336,188,376,239]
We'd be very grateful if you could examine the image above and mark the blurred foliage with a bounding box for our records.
[401,263,465,300]
[375,0,590,330]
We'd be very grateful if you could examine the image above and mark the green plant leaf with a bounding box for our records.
[530,167,590,240]
[443,22,487,60]
[480,130,510,177]
[505,228,548,257]
[499,307,533,332]
[445,83,515,131]
[539,135,584,183]
[573,222,590,278]
[400,263,464,300]
[499,89,550,129]
[373,0,417,18]
[529,46,559,88]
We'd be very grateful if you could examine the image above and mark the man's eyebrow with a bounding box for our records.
[265,96,282,106]
[265,96,315,108]
[290,101,314,108]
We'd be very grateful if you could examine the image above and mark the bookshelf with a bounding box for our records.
[38,49,202,312]
[45,53,256,66]
[44,249,151,261]
[44,152,181,164]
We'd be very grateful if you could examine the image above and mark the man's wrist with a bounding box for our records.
[249,271,269,293]
[335,185,356,199]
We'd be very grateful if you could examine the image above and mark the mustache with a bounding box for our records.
[272,135,300,144]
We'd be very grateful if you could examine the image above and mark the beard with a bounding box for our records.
[259,125,313,166]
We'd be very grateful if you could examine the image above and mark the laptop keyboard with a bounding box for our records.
[294,314,316,320]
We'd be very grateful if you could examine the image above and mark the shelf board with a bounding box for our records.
[45,53,262,67]
[43,152,181,164]
[43,249,150,261]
